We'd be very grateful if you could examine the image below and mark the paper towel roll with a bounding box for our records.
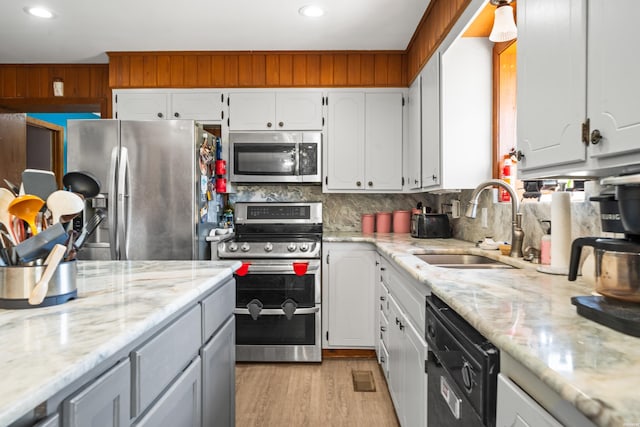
[551,192,572,273]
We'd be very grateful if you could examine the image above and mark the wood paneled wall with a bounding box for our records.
[406,0,472,83]
[108,51,407,89]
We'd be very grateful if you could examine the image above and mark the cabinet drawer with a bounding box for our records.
[131,305,202,417]
[62,359,130,427]
[497,374,562,427]
[201,279,235,341]
[379,281,389,319]
[34,413,59,427]
[379,340,389,381]
[134,357,201,427]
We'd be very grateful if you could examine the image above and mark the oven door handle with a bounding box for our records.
[234,307,319,316]
[238,263,320,273]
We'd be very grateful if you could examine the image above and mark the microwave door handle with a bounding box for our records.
[234,307,319,316]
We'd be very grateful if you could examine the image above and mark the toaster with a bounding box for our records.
[410,214,452,238]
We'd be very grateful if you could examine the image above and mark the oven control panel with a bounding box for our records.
[217,241,321,258]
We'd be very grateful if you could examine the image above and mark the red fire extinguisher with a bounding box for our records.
[500,154,512,202]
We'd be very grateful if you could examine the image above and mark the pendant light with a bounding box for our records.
[489,0,517,42]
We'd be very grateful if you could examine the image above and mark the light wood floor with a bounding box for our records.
[236,359,400,427]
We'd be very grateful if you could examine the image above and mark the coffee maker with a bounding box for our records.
[568,174,640,336]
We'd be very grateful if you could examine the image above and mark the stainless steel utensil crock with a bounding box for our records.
[0,260,77,308]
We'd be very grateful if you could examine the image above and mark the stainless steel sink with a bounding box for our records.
[415,254,516,269]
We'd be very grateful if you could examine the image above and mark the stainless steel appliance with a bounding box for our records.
[411,213,452,238]
[217,202,322,362]
[426,295,499,427]
[229,132,321,183]
[67,119,215,260]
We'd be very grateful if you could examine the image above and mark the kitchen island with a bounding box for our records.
[0,260,240,427]
[325,232,640,427]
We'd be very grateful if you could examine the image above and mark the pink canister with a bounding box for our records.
[376,212,392,233]
[361,214,375,234]
[393,210,411,233]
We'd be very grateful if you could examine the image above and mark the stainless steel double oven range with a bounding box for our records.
[217,202,322,362]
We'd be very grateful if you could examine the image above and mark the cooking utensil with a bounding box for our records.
[0,188,16,243]
[0,224,16,265]
[74,210,106,250]
[8,195,45,236]
[14,222,67,264]
[3,179,20,196]
[21,169,58,202]
[64,230,78,261]
[28,244,67,305]
[46,190,84,224]
[63,171,101,198]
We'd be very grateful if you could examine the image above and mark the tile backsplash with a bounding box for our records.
[229,181,607,251]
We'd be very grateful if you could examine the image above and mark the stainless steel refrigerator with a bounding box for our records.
[67,119,215,260]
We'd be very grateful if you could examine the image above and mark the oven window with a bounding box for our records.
[236,273,315,307]
[234,143,296,175]
[236,313,316,345]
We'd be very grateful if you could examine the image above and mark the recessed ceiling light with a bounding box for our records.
[24,6,55,19]
[299,5,324,18]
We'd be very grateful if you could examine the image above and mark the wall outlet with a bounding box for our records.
[451,200,461,218]
[481,208,488,228]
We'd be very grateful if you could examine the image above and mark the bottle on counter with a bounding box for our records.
[540,220,551,265]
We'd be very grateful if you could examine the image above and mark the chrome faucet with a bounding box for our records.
[465,179,524,258]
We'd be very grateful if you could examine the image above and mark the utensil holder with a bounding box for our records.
[0,260,77,309]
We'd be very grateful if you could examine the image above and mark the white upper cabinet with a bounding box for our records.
[365,92,404,191]
[113,89,223,121]
[325,90,404,192]
[517,0,587,172]
[518,0,640,177]
[421,53,441,189]
[228,90,323,131]
[587,0,640,162]
[405,76,422,190]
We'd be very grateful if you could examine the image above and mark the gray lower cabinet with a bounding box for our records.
[131,305,202,417]
[202,317,235,427]
[134,357,202,427]
[34,414,59,427]
[62,359,130,427]
[496,374,562,427]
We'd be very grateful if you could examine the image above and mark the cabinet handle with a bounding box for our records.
[399,322,404,331]
[380,326,387,332]
[278,121,284,127]
[380,356,386,363]
[591,129,602,145]
[395,317,400,325]
[380,296,386,301]
[157,112,163,118]
[380,267,386,271]
[267,122,273,128]
[174,112,180,118]
[515,150,526,161]
[432,174,437,181]
[356,181,362,187]
[368,181,373,187]
[414,179,419,184]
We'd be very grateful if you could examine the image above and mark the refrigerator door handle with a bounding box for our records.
[117,147,129,260]
[108,147,119,260]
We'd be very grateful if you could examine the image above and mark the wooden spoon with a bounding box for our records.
[28,244,66,305]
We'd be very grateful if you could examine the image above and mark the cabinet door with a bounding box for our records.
[402,318,428,427]
[115,92,168,120]
[326,92,365,190]
[387,296,405,425]
[406,77,422,190]
[134,357,201,427]
[62,359,130,427]
[421,53,441,188]
[496,374,563,427]
[202,317,235,427]
[171,92,222,121]
[517,0,587,172]
[276,92,323,130]
[228,92,276,130]
[587,0,640,160]
[365,92,404,191]
[35,414,59,427]
[327,248,376,347]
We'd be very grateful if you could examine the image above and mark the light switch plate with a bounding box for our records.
[481,208,488,228]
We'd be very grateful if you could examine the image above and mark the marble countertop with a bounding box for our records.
[325,232,640,427]
[0,260,240,427]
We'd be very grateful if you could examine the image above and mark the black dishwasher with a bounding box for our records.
[425,295,499,427]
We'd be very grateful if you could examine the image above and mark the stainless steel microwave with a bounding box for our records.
[229,132,322,183]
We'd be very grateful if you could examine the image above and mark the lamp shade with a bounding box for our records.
[489,4,517,42]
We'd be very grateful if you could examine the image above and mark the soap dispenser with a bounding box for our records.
[540,220,551,265]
